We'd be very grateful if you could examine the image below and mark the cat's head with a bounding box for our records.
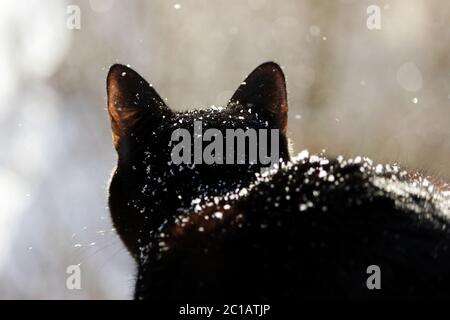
[106,62,290,258]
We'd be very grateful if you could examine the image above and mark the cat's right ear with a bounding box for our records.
[229,62,288,134]
[107,64,171,150]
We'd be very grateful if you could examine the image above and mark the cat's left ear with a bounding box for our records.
[229,62,288,133]
[107,64,171,150]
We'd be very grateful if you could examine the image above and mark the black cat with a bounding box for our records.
[106,62,450,300]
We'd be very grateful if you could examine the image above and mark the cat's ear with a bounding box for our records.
[107,64,171,149]
[229,62,288,133]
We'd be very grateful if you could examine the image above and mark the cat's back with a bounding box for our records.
[137,153,450,300]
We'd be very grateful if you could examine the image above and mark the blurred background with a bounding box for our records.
[0,0,449,299]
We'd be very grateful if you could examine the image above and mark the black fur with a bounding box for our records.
[106,62,450,300]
